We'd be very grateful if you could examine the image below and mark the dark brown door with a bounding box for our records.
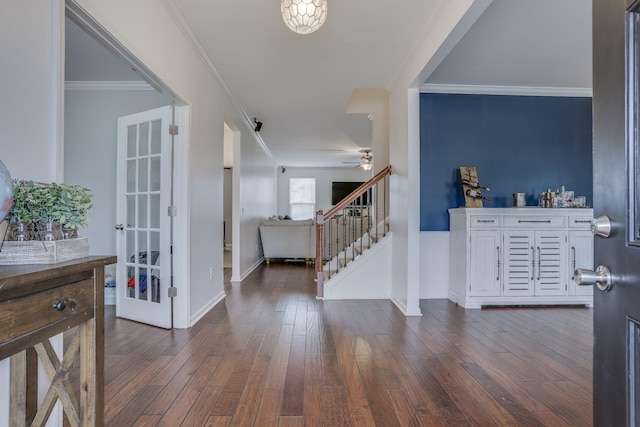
[593,0,640,424]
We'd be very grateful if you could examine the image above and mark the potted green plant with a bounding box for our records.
[7,180,37,241]
[7,180,93,240]
[54,182,94,238]
[9,180,36,223]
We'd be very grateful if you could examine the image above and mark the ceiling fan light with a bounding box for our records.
[361,163,373,171]
[281,0,327,35]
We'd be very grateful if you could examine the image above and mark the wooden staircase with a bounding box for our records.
[315,166,392,298]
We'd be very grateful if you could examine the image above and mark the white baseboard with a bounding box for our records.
[189,290,226,326]
[391,296,423,316]
[231,257,264,284]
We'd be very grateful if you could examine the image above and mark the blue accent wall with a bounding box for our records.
[420,93,593,231]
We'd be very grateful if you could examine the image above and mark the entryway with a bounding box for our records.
[64,6,188,328]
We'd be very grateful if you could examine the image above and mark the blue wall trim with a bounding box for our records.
[420,93,593,231]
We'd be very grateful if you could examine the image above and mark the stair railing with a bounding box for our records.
[315,165,392,297]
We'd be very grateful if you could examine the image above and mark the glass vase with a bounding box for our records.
[62,227,78,239]
[37,221,60,241]
[10,221,31,241]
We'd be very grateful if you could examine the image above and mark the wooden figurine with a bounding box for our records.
[459,166,490,208]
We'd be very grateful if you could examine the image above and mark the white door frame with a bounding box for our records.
[65,1,191,328]
[171,105,191,328]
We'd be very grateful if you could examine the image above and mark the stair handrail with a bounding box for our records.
[322,166,392,220]
[315,165,392,297]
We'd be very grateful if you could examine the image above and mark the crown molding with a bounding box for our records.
[160,0,277,165]
[420,83,593,97]
[64,81,153,91]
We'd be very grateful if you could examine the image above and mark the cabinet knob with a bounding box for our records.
[575,266,612,291]
[52,299,68,311]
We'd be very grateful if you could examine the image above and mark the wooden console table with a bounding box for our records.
[0,256,116,427]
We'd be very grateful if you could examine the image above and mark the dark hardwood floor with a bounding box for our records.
[73,262,593,426]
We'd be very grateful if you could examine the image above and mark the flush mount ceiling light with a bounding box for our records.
[281,0,327,35]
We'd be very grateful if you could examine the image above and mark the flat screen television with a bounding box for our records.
[331,181,369,205]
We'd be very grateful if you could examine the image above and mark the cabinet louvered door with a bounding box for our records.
[503,231,535,296]
[468,231,501,297]
[534,230,567,296]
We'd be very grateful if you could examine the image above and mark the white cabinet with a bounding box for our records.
[449,208,593,308]
[469,230,501,297]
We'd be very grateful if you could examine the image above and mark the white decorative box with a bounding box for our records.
[0,237,89,265]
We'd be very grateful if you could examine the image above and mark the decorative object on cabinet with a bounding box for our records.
[459,166,490,207]
[538,186,588,208]
[448,208,594,309]
[0,180,93,264]
[7,180,93,234]
[512,192,527,207]
[0,160,13,222]
[0,237,89,265]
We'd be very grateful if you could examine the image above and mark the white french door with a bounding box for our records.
[115,106,173,329]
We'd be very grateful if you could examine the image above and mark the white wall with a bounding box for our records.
[0,2,65,425]
[324,233,393,299]
[234,132,278,281]
[387,0,492,316]
[64,87,170,256]
[1,1,62,182]
[223,168,232,249]
[420,231,450,298]
[346,89,389,175]
[277,167,372,216]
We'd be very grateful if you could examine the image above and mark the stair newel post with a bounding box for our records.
[316,210,324,298]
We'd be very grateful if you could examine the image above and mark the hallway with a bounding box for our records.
[94,263,592,426]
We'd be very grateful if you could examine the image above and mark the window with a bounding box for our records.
[289,178,316,219]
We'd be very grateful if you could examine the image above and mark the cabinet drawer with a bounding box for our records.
[569,216,593,228]
[470,216,502,228]
[0,278,95,346]
[504,216,566,228]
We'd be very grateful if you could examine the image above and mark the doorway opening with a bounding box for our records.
[64,3,188,328]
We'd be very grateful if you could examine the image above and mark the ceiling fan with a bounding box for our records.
[342,149,373,170]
